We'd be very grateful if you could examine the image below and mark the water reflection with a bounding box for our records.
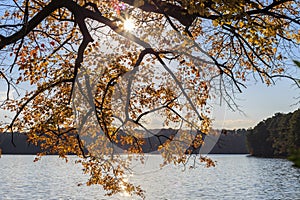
[119,174,133,197]
[0,155,299,199]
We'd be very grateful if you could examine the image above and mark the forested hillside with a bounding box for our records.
[247,109,300,159]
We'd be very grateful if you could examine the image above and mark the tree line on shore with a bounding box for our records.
[1,108,299,166]
[246,109,300,167]
[0,129,248,155]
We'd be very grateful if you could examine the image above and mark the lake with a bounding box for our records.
[0,155,299,199]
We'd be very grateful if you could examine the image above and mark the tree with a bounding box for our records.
[247,120,274,157]
[288,109,300,157]
[0,0,299,198]
[268,112,293,156]
[246,109,300,158]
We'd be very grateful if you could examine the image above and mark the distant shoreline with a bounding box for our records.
[1,130,249,155]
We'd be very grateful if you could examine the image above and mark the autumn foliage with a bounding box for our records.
[0,0,299,198]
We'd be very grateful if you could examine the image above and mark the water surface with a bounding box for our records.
[0,155,299,199]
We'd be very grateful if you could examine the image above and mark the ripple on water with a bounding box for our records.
[0,155,299,200]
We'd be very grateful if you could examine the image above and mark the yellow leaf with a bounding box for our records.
[212,20,219,27]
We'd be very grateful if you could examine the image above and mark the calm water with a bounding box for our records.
[0,155,299,200]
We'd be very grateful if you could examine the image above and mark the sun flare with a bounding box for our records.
[123,18,135,31]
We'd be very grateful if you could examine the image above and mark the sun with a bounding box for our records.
[123,18,135,31]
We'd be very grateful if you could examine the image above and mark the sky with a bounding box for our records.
[0,6,299,131]
[212,75,299,130]
[1,73,299,130]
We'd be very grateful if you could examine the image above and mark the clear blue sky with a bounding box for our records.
[212,75,299,130]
